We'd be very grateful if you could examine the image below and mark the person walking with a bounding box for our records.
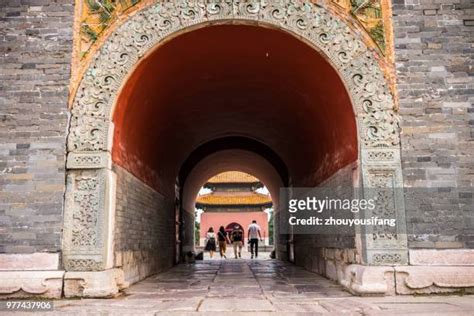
[231,225,244,259]
[248,220,263,259]
[217,226,230,258]
[204,227,217,258]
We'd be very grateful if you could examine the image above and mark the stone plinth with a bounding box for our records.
[395,266,474,295]
[340,265,396,295]
[64,268,129,298]
[0,271,64,299]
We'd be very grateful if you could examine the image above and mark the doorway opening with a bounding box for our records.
[195,171,273,259]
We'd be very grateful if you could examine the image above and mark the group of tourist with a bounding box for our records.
[204,220,263,259]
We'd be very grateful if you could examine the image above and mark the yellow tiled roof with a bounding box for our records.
[196,192,272,206]
[207,171,259,184]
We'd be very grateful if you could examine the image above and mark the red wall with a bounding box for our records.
[200,212,269,241]
[112,25,357,196]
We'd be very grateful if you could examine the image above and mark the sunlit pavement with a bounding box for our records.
[32,255,474,315]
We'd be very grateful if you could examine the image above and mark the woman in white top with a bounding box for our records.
[204,227,217,258]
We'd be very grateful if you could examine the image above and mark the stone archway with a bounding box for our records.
[63,0,407,296]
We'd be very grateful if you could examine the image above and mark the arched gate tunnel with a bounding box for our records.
[109,24,358,283]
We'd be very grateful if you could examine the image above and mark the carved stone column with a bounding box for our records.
[62,151,126,297]
[63,155,115,271]
[360,147,408,265]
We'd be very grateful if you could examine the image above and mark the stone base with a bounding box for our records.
[0,271,65,299]
[64,268,129,298]
[115,250,162,284]
[340,264,474,296]
[340,265,395,295]
[395,266,474,294]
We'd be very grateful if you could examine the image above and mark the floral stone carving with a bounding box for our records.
[68,0,400,153]
[63,169,116,271]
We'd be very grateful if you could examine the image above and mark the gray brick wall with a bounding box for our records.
[0,0,74,253]
[393,0,474,248]
[294,163,356,271]
[113,165,175,283]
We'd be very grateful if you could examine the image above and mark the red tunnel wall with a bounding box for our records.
[112,24,357,196]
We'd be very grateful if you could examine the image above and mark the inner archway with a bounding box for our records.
[196,170,273,258]
[112,24,358,196]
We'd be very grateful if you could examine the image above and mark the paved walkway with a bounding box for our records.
[42,259,474,315]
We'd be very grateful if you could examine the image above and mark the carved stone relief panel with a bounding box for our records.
[361,152,408,264]
[63,169,116,271]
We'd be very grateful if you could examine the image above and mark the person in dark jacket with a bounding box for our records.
[217,226,231,258]
[231,225,244,259]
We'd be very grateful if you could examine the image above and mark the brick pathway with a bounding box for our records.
[37,259,474,315]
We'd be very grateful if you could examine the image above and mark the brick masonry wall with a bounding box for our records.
[113,165,175,284]
[0,0,74,253]
[294,163,358,274]
[392,0,474,248]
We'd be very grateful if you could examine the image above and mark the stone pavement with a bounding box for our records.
[19,258,474,315]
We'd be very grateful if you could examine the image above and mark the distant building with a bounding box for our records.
[197,171,272,246]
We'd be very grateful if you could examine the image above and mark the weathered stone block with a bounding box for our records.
[64,268,128,298]
[409,249,474,265]
[395,266,474,294]
[0,271,64,299]
[340,265,395,296]
[0,253,59,270]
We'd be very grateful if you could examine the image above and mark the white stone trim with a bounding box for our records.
[409,249,474,266]
[0,253,59,271]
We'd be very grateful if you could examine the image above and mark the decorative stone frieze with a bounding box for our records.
[67,152,112,169]
[69,0,400,153]
[362,148,398,164]
[67,117,114,153]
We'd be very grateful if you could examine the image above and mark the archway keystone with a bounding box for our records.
[64,0,407,282]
